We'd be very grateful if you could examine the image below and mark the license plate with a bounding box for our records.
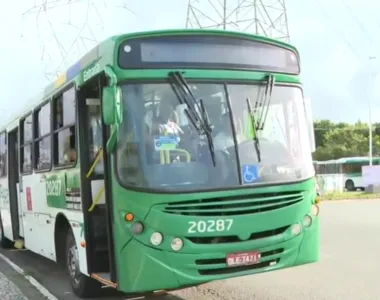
[226,251,261,267]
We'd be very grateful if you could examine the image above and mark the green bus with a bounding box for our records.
[0,29,320,298]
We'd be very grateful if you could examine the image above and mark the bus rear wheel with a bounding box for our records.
[65,228,100,298]
[345,179,355,191]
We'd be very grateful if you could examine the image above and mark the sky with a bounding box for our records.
[1,0,380,125]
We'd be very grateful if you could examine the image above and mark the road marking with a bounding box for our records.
[0,252,58,300]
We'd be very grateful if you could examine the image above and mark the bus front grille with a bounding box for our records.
[163,192,303,216]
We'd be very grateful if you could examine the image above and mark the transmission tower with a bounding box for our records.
[21,0,134,82]
[186,0,290,42]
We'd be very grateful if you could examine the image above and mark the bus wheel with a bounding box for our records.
[0,221,13,248]
[66,229,100,298]
[345,180,355,191]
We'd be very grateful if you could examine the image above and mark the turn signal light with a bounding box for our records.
[124,213,134,222]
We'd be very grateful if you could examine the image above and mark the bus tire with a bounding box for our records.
[65,228,100,298]
[345,179,355,191]
[0,220,13,249]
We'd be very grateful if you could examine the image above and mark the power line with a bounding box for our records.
[313,0,361,59]
[21,0,134,82]
[186,0,291,42]
[339,0,377,50]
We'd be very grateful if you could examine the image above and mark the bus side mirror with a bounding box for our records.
[102,86,115,125]
[303,97,316,153]
[102,86,122,126]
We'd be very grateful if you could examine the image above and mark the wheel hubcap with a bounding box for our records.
[67,244,80,284]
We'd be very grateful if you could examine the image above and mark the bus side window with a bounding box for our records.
[53,87,77,166]
[20,115,33,174]
[0,132,7,177]
[34,102,52,171]
[86,98,103,175]
[320,165,326,174]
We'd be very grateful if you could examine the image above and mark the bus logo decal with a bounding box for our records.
[83,62,100,82]
[0,185,9,206]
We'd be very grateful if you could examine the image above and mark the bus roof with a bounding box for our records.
[3,29,299,131]
[314,159,338,165]
[335,156,380,163]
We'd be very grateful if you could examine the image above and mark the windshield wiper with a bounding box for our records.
[169,72,200,131]
[169,71,216,166]
[257,74,275,130]
[199,99,216,166]
[246,98,261,162]
[246,74,275,162]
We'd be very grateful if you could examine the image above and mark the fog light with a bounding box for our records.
[171,238,183,251]
[303,215,312,227]
[150,232,163,246]
[291,223,302,236]
[131,222,144,235]
[311,204,320,216]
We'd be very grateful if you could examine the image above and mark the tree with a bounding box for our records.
[313,119,336,148]
[312,120,380,161]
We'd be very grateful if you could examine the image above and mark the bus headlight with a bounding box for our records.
[150,232,163,246]
[302,215,312,227]
[291,223,302,236]
[171,238,183,251]
[311,204,320,216]
[131,222,144,235]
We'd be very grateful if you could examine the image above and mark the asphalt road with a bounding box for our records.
[1,199,379,300]
[0,255,47,300]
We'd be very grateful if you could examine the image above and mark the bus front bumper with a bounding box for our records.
[116,218,319,293]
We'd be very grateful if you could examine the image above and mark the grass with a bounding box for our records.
[321,191,380,200]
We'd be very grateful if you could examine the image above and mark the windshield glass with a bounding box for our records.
[116,82,313,191]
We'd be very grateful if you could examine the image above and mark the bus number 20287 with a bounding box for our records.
[187,219,233,233]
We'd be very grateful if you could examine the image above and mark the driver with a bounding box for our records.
[145,93,185,164]
[151,96,184,137]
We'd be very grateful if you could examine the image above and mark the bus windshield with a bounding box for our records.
[116,82,313,191]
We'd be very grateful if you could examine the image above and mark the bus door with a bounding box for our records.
[78,80,116,281]
[7,127,24,239]
[85,98,107,222]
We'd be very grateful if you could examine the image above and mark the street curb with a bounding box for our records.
[0,252,58,300]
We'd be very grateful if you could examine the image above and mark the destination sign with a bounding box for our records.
[118,35,299,74]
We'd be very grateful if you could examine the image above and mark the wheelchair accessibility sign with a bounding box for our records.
[241,164,260,184]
